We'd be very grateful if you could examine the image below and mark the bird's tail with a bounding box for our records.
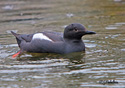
[11,31,22,48]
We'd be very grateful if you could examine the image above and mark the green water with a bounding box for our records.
[0,0,125,88]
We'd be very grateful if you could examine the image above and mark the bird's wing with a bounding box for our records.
[42,31,63,42]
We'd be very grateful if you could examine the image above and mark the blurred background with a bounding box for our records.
[0,0,125,88]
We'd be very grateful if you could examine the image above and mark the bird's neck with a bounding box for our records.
[64,38,83,43]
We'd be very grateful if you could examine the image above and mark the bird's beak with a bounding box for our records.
[85,31,96,35]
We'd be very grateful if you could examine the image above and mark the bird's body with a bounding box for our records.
[11,23,96,55]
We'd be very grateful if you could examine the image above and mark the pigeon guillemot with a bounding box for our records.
[11,23,96,57]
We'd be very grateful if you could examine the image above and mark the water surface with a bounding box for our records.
[0,0,125,88]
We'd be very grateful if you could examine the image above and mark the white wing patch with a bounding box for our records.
[32,33,53,42]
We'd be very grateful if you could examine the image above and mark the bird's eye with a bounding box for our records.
[74,28,78,32]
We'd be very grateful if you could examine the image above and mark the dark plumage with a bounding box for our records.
[11,23,96,54]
